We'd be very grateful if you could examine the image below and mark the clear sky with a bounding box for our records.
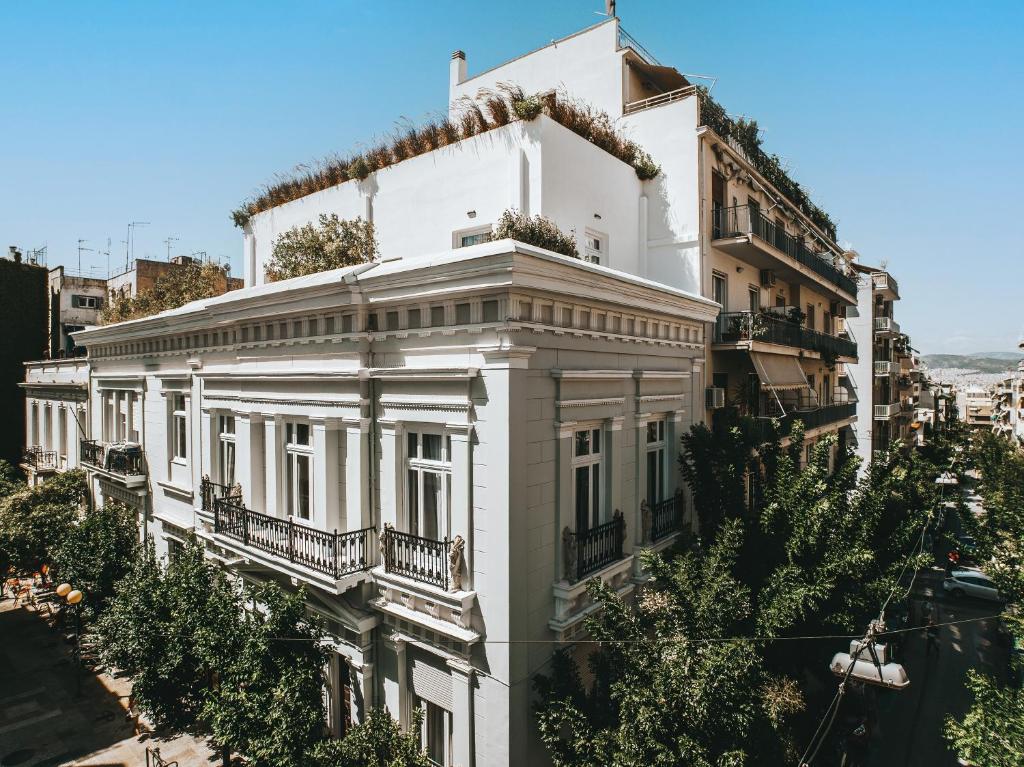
[2,1,1021,354]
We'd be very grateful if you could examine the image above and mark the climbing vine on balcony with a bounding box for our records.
[697,86,837,242]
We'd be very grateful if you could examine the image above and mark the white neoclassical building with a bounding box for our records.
[23,16,882,766]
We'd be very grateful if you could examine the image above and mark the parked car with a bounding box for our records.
[943,569,1002,601]
[956,534,978,559]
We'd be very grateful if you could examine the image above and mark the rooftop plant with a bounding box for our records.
[265,213,378,282]
[492,209,579,259]
[696,86,837,242]
[100,261,237,324]
[231,85,661,228]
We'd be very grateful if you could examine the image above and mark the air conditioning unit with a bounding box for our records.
[760,269,776,287]
[705,386,726,409]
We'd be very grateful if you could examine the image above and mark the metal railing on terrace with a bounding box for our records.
[213,497,372,580]
[872,271,900,297]
[713,311,857,358]
[623,86,697,115]
[874,317,900,335]
[201,477,242,513]
[380,525,450,590]
[874,361,897,376]
[711,204,857,295]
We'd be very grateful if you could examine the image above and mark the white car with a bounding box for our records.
[943,569,1002,601]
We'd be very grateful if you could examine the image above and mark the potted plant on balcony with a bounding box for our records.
[786,307,806,326]
[821,348,839,371]
[721,316,745,343]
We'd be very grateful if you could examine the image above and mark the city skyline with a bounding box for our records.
[2,0,1021,353]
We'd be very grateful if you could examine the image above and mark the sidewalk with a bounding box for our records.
[0,590,215,766]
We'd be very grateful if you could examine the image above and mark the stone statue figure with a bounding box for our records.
[380,523,393,569]
[562,527,577,582]
[449,535,466,592]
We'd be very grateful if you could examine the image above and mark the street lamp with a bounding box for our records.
[57,582,84,696]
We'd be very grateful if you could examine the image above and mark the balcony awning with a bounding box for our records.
[751,351,811,392]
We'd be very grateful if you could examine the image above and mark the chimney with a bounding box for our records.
[450,50,467,90]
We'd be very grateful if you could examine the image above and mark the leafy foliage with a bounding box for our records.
[101,261,238,324]
[208,582,329,767]
[232,85,660,226]
[265,214,378,282]
[51,499,139,618]
[0,469,86,575]
[945,670,1024,766]
[492,209,579,258]
[311,709,432,767]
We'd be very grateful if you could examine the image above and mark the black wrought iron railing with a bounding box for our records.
[646,492,684,542]
[213,498,372,580]
[711,204,857,295]
[22,447,57,470]
[713,311,857,359]
[380,526,449,590]
[200,477,241,513]
[80,439,104,467]
[564,511,625,582]
[781,402,857,431]
[79,440,145,476]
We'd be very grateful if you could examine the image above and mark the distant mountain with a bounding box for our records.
[921,354,1020,374]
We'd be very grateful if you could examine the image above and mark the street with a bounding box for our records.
[868,569,1008,767]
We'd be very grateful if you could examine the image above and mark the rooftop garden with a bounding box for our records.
[696,86,838,243]
[231,86,661,228]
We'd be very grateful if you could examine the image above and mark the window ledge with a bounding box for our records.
[156,479,194,499]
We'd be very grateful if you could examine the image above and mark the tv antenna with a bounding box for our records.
[164,235,179,261]
[76,239,94,273]
[125,221,150,270]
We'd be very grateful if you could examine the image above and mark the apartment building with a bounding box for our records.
[106,256,242,302]
[990,360,1024,445]
[47,266,107,359]
[960,385,994,429]
[24,18,878,766]
[21,358,90,485]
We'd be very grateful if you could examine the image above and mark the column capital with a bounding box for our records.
[555,421,578,439]
[446,658,475,679]
[608,415,625,432]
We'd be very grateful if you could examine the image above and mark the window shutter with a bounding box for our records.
[409,648,452,711]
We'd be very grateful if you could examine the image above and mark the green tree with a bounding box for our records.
[208,582,329,767]
[0,469,86,575]
[265,214,378,282]
[101,261,236,324]
[534,521,798,766]
[51,498,138,617]
[311,709,432,767]
[945,670,1024,766]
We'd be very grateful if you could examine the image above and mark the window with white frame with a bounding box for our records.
[171,394,188,461]
[417,698,452,766]
[104,390,138,443]
[218,415,236,487]
[454,225,491,249]
[584,231,606,264]
[572,426,603,532]
[30,403,39,446]
[285,422,312,520]
[43,404,52,450]
[645,419,666,505]
[406,431,452,541]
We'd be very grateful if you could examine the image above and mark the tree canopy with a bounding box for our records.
[265,214,378,282]
[101,261,237,324]
[0,468,87,575]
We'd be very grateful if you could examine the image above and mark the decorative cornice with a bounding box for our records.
[556,397,626,409]
[553,369,635,381]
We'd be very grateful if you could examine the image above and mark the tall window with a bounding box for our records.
[105,390,137,443]
[573,426,602,532]
[285,422,312,520]
[58,407,67,462]
[407,431,452,540]
[748,286,760,313]
[417,698,452,766]
[584,231,606,264]
[43,404,52,450]
[806,304,816,331]
[712,272,727,311]
[646,419,666,505]
[218,415,236,487]
[171,394,187,460]
[30,403,39,446]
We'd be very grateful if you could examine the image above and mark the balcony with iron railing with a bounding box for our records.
[200,477,241,513]
[642,492,684,543]
[713,310,857,359]
[562,511,626,583]
[711,204,857,297]
[871,271,900,300]
[874,317,900,336]
[378,524,455,590]
[212,495,373,582]
[874,361,897,376]
[79,440,147,488]
[21,446,57,473]
[874,403,901,420]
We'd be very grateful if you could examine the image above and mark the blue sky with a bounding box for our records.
[2,1,1021,354]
